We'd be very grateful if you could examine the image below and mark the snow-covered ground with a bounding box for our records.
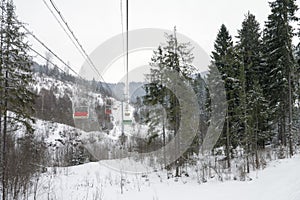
[27,73,300,200]
[30,154,300,200]
[121,156,300,200]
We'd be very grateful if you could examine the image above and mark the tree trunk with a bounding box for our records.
[226,115,231,169]
[162,118,166,168]
[2,71,8,200]
[246,144,250,173]
[288,71,293,157]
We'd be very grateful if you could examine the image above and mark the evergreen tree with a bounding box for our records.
[143,27,196,175]
[0,1,36,198]
[144,46,167,148]
[262,0,298,156]
[237,12,263,92]
[209,24,238,169]
[191,73,208,151]
[236,12,269,171]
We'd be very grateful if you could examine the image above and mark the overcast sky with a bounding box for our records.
[13,0,300,82]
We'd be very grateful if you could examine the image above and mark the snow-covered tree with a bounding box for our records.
[209,24,238,169]
[262,0,298,156]
[236,12,269,171]
[0,1,37,198]
[143,27,196,175]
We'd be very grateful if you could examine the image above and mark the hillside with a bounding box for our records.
[27,151,300,200]
[2,0,300,199]
[23,70,300,200]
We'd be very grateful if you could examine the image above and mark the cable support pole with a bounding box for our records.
[126,0,129,103]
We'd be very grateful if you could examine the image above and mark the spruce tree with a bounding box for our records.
[262,0,298,156]
[210,24,238,169]
[237,12,262,92]
[143,28,196,175]
[0,1,36,198]
[191,73,207,150]
[236,12,269,170]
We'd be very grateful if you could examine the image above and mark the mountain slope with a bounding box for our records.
[28,153,300,200]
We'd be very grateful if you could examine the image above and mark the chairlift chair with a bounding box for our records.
[73,106,89,119]
[123,104,132,125]
[105,98,112,115]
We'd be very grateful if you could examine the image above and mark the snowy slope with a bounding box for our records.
[121,156,300,200]
[32,73,104,105]
[27,72,300,200]
[31,73,148,139]
[28,154,300,200]
[32,74,74,99]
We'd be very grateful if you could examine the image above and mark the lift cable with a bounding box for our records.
[48,0,112,95]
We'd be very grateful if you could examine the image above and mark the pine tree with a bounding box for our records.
[143,46,167,150]
[248,80,269,167]
[191,73,208,152]
[236,12,269,171]
[210,24,238,169]
[262,0,298,156]
[143,27,196,175]
[237,12,263,93]
[0,1,36,198]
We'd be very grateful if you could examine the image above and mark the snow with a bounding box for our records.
[135,156,300,200]
[24,72,300,200]
[32,74,74,99]
[29,153,300,200]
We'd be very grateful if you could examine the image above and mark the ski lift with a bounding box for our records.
[105,108,112,115]
[124,105,130,116]
[106,98,112,106]
[122,119,132,125]
[105,98,112,115]
[73,106,89,119]
[123,104,132,125]
[124,112,130,116]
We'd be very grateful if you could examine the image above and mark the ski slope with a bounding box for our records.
[29,73,300,200]
[121,155,300,200]
[30,154,300,200]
